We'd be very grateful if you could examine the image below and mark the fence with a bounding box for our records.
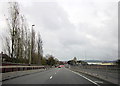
[76,65,119,73]
[1,62,49,73]
[1,66,46,73]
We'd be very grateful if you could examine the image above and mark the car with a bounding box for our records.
[57,65,64,68]
[58,66,61,68]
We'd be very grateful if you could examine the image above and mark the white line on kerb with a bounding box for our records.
[68,69,100,86]
[50,76,52,79]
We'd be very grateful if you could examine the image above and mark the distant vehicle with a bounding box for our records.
[57,65,64,68]
[58,66,61,68]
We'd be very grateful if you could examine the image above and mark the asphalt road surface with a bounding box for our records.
[2,67,116,85]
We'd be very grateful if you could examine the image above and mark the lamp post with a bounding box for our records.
[29,25,35,65]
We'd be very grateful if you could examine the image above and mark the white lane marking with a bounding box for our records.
[55,73,56,74]
[50,76,53,79]
[94,81,103,84]
[67,69,100,86]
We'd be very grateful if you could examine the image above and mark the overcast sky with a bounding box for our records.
[0,0,118,61]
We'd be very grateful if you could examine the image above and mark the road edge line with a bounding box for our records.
[66,68,100,86]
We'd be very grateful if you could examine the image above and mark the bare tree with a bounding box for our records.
[5,37,11,57]
[7,2,20,60]
[22,16,29,62]
[21,16,30,63]
[37,33,43,64]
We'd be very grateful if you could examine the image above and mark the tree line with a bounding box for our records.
[67,57,88,66]
[2,2,59,66]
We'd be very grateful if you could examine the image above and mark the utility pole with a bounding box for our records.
[29,25,35,65]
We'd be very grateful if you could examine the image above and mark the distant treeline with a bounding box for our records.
[67,57,119,66]
[2,53,60,66]
[67,57,88,66]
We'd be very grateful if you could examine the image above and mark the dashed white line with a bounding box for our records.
[50,76,52,79]
[67,69,100,86]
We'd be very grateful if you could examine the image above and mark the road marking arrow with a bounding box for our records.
[50,76,52,79]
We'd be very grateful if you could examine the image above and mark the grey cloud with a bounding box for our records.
[22,2,74,31]
[22,1,117,61]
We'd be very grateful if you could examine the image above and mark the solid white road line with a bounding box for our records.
[50,76,53,79]
[94,81,103,84]
[67,69,100,86]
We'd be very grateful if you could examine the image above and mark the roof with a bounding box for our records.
[0,53,10,58]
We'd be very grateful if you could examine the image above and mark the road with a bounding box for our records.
[2,67,116,85]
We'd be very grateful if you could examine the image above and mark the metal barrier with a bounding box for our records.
[70,65,119,84]
[0,66,45,73]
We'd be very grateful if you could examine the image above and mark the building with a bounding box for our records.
[0,52,10,62]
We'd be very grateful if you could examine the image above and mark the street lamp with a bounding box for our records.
[32,25,35,27]
[29,25,35,65]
